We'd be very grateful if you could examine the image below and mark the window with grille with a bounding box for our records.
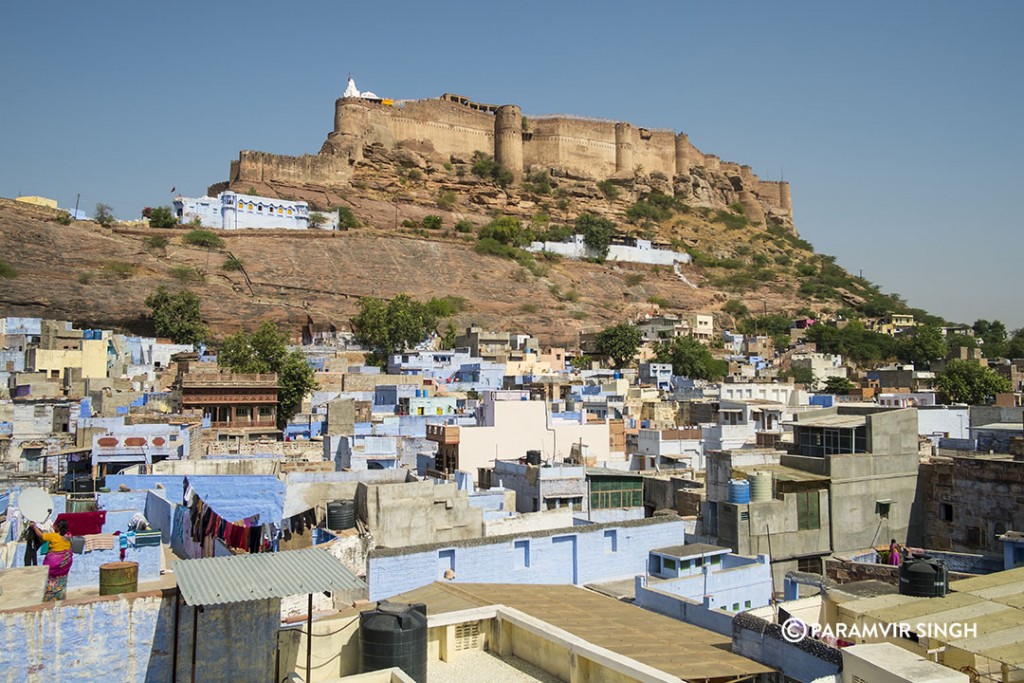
[796,491,820,530]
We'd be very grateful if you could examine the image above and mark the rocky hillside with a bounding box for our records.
[0,157,906,344]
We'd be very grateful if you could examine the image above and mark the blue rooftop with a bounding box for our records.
[185,475,285,524]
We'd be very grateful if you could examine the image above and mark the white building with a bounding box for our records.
[790,352,848,390]
[527,235,691,266]
[173,191,337,230]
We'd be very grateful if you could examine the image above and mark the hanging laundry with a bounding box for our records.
[55,511,106,536]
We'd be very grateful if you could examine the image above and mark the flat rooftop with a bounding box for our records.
[392,582,774,681]
[787,413,867,429]
[653,543,729,559]
[734,463,830,483]
[429,649,559,683]
[836,566,1024,668]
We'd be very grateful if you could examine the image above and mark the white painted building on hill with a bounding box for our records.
[173,191,337,230]
[527,235,690,266]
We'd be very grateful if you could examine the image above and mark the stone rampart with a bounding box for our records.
[225,92,793,221]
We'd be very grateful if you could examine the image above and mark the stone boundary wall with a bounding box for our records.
[0,196,65,220]
[825,556,976,587]
[113,226,339,240]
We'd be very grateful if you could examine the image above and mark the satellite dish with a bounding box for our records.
[18,488,53,524]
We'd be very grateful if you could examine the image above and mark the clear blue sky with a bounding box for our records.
[2,2,1021,328]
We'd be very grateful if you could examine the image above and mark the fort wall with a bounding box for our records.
[526,117,617,177]
[227,92,793,221]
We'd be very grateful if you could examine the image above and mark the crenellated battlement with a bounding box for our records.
[227,87,793,223]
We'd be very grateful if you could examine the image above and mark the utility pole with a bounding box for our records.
[73,194,80,221]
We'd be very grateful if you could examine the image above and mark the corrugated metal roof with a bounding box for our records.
[175,547,366,606]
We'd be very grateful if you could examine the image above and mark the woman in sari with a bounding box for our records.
[31,519,73,601]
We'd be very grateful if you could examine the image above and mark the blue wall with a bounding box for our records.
[106,474,188,501]
[732,615,842,683]
[367,517,685,601]
[632,581,735,636]
[10,543,161,590]
[0,591,279,682]
[639,554,772,613]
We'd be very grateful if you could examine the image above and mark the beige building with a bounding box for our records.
[429,391,609,479]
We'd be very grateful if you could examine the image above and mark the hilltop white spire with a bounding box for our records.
[343,74,360,98]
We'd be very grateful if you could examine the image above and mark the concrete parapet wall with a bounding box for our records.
[367,515,685,600]
[0,589,279,682]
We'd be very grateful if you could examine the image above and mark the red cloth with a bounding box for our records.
[55,511,106,536]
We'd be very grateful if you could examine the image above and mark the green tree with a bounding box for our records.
[478,216,529,247]
[350,294,439,365]
[144,287,207,345]
[945,333,977,355]
[973,319,1008,358]
[790,366,816,386]
[1007,328,1024,359]
[337,206,360,229]
[308,212,327,229]
[575,213,615,261]
[94,203,115,227]
[218,321,317,426]
[422,215,443,230]
[595,323,642,368]
[936,360,1011,405]
[895,325,946,367]
[822,376,854,394]
[441,322,457,350]
[144,206,178,228]
[723,299,749,319]
[655,336,728,380]
[182,229,225,249]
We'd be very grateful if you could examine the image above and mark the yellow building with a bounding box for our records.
[15,196,58,209]
[28,338,108,380]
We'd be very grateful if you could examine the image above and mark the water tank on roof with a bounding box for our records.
[748,471,773,502]
[728,479,751,504]
[360,602,428,683]
[326,499,356,531]
[526,450,542,466]
[899,557,948,597]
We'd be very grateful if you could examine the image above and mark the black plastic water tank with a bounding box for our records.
[360,602,428,683]
[326,499,356,531]
[899,557,949,597]
[526,450,542,466]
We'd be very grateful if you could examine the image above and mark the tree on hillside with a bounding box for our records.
[595,323,642,368]
[144,286,207,345]
[805,320,898,364]
[723,299,749,319]
[973,319,1008,358]
[895,325,946,367]
[1007,328,1024,360]
[143,206,178,228]
[575,213,615,261]
[945,333,977,355]
[790,366,816,386]
[182,229,225,249]
[655,336,727,380]
[936,360,1011,405]
[350,294,440,366]
[218,320,317,426]
[822,376,854,394]
[94,203,115,227]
